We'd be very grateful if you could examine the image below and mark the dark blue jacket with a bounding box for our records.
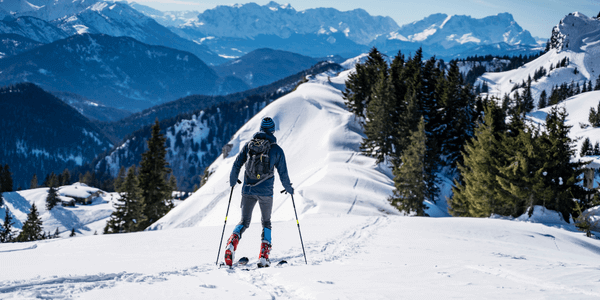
[230,131,293,196]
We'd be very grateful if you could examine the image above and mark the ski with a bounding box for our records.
[220,257,288,270]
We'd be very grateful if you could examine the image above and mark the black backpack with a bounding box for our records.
[245,138,274,186]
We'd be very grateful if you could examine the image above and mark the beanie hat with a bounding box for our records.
[260,117,275,133]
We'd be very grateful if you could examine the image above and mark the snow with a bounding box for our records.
[1,212,599,298]
[2,58,600,298]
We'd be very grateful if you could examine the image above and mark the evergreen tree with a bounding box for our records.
[595,75,600,91]
[137,120,173,230]
[389,117,427,216]
[589,102,600,127]
[70,228,76,237]
[16,203,44,242]
[581,137,593,157]
[0,191,3,207]
[594,142,600,155]
[30,174,38,189]
[53,227,60,239]
[0,208,14,242]
[539,107,588,221]
[60,169,71,186]
[451,102,508,217]
[495,126,547,217]
[46,186,60,211]
[522,76,535,113]
[342,47,387,119]
[105,165,146,233]
[1,165,13,192]
[114,166,127,193]
[538,90,548,109]
[362,68,394,163]
[169,175,178,193]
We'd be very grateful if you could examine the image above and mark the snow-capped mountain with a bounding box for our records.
[0,33,221,112]
[14,0,102,22]
[128,2,199,27]
[0,15,68,43]
[50,2,224,65]
[182,1,398,45]
[0,83,113,188]
[477,12,600,104]
[372,13,539,58]
[167,1,396,59]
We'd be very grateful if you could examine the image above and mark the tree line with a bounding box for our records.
[344,47,594,222]
[0,120,175,242]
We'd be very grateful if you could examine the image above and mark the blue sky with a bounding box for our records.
[126,0,599,38]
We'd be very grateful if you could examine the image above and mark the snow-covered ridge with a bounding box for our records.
[550,12,600,52]
[149,69,404,230]
[178,1,399,45]
[478,12,600,103]
[385,12,536,47]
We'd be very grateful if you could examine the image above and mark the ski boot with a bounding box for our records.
[224,233,240,267]
[257,241,272,268]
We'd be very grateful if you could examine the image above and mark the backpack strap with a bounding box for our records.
[245,173,274,187]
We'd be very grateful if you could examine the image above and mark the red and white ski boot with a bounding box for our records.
[257,241,271,268]
[224,233,239,267]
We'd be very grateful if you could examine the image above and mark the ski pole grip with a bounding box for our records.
[280,189,287,194]
[237,179,242,184]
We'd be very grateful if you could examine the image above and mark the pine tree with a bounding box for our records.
[137,120,173,230]
[362,68,394,163]
[540,106,588,221]
[105,165,146,233]
[495,126,547,217]
[451,102,508,217]
[46,186,60,211]
[0,208,14,242]
[589,101,600,127]
[60,169,71,186]
[53,227,60,239]
[30,174,38,189]
[581,137,593,157]
[1,165,13,192]
[595,75,600,90]
[70,228,76,237]
[114,166,127,193]
[16,203,44,242]
[342,47,387,119]
[594,142,600,155]
[389,117,427,216]
[538,90,548,109]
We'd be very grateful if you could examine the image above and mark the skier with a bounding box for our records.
[225,117,294,267]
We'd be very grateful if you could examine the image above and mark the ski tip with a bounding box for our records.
[238,257,249,265]
[277,260,288,266]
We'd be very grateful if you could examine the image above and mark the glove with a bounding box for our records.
[285,186,294,195]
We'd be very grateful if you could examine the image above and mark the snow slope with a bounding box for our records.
[1,211,600,298]
[478,12,600,103]
[1,183,116,237]
[148,68,402,231]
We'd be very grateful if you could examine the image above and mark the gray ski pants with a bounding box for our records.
[234,194,273,240]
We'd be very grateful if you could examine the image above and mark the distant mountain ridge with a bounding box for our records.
[0,83,113,188]
[0,33,222,112]
[213,48,323,88]
[0,0,225,65]
[372,12,540,58]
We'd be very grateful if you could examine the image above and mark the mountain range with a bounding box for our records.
[0,82,113,188]
[0,33,222,112]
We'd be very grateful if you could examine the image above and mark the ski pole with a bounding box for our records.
[291,194,308,264]
[215,180,241,266]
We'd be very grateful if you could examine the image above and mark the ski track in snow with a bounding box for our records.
[0,217,388,299]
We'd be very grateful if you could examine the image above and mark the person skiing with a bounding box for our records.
[225,116,294,267]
